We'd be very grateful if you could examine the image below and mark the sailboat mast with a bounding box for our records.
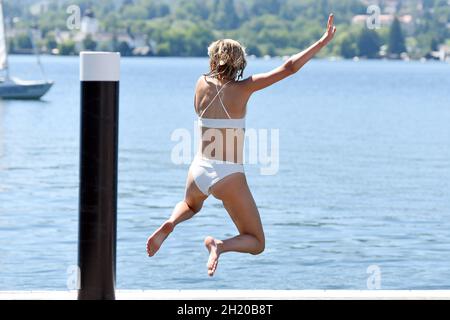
[30,28,47,81]
[0,0,9,79]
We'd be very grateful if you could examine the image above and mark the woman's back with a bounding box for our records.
[195,76,249,119]
[195,76,250,163]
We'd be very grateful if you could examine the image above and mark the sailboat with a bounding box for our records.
[0,0,53,99]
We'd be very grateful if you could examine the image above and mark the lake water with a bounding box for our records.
[0,55,449,290]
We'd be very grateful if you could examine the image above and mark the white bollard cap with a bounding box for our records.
[80,51,120,81]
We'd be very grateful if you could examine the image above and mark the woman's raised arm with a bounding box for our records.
[242,14,337,93]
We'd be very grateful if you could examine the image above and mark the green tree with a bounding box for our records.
[388,17,406,55]
[102,12,121,33]
[154,4,170,18]
[117,41,132,56]
[162,23,213,56]
[58,40,76,55]
[250,0,282,16]
[213,0,240,30]
[245,43,262,56]
[8,39,15,53]
[15,33,33,50]
[340,35,358,58]
[121,4,148,20]
[358,28,381,58]
[82,35,97,51]
[156,42,171,56]
[175,0,210,20]
[430,37,440,51]
[44,33,57,51]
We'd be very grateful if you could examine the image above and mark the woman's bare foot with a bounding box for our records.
[146,220,174,257]
[204,236,223,277]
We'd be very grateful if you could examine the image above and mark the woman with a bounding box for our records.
[147,14,337,276]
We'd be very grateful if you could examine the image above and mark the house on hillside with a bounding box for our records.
[80,9,98,35]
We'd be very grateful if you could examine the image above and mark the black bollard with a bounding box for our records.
[78,52,120,300]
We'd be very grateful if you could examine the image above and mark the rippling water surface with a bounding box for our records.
[0,55,449,290]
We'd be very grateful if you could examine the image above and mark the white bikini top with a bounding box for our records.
[197,77,246,129]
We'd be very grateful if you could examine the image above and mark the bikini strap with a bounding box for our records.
[199,78,232,118]
[215,81,232,119]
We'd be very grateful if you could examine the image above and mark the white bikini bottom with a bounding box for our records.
[189,155,244,195]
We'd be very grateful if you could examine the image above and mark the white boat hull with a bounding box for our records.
[0,78,53,99]
[0,1,54,100]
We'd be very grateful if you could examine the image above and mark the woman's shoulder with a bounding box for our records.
[196,75,250,91]
[196,75,209,89]
[235,76,253,86]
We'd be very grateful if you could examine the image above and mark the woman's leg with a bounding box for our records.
[146,171,208,256]
[205,173,265,276]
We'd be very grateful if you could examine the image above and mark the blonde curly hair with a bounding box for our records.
[205,39,247,81]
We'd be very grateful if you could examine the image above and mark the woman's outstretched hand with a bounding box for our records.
[320,14,337,45]
[242,13,337,92]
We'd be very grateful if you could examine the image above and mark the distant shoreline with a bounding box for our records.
[8,53,448,63]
